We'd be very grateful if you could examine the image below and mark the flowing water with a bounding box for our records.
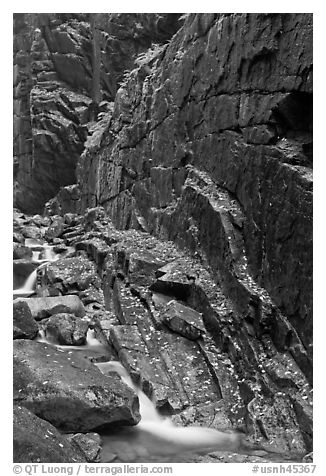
[37,329,112,361]
[36,329,244,462]
[96,361,244,462]
[13,241,59,298]
[32,251,40,261]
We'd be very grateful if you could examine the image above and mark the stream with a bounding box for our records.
[13,237,283,463]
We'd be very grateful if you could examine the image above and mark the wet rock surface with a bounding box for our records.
[12,13,312,464]
[75,13,312,362]
[13,14,182,213]
[13,405,86,463]
[17,295,86,320]
[44,313,89,345]
[66,432,101,463]
[14,339,140,431]
[12,208,312,462]
[13,300,39,340]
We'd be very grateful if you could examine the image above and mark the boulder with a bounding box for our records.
[15,295,85,320]
[44,255,100,293]
[14,339,140,431]
[82,207,106,231]
[13,243,33,260]
[31,214,50,227]
[13,231,25,243]
[13,405,85,463]
[162,300,205,340]
[45,216,66,240]
[13,300,39,340]
[66,433,101,462]
[64,213,79,226]
[21,225,44,239]
[45,313,89,345]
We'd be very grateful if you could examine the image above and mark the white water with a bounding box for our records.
[42,244,56,261]
[20,269,37,291]
[36,331,262,460]
[37,329,111,361]
[13,242,59,298]
[96,361,243,458]
[96,361,163,424]
[32,251,40,261]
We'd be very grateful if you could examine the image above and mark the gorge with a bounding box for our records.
[13,13,313,464]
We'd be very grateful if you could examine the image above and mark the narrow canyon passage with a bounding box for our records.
[13,12,312,465]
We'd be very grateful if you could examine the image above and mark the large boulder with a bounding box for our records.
[13,300,39,340]
[13,405,85,463]
[43,255,100,294]
[21,225,44,240]
[14,339,140,431]
[44,215,66,241]
[15,295,85,320]
[44,313,89,345]
[13,243,33,260]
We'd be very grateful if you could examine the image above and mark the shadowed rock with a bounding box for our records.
[14,339,140,432]
[66,432,101,462]
[162,300,205,340]
[13,300,39,340]
[14,405,86,463]
[45,313,89,345]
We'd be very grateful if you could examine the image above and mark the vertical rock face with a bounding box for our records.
[13,14,313,457]
[13,13,182,213]
[76,13,312,355]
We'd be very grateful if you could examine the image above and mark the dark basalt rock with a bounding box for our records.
[13,300,39,340]
[44,313,89,345]
[14,339,140,432]
[13,405,86,463]
[75,13,312,360]
[13,13,182,214]
[162,300,205,340]
[16,295,86,320]
[44,215,66,240]
[43,255,100,294]
[66,432,101,463]
[13,243,33,260]
[12,13,313,462]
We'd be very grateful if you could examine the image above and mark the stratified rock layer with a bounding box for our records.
[76,13,312,362]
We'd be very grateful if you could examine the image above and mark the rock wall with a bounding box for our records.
[12,13,313,460]
[75,14,313,355]
[13,13,182,213]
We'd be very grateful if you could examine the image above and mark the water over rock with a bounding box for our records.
[14,339,141,432]
[13,259,38,289]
